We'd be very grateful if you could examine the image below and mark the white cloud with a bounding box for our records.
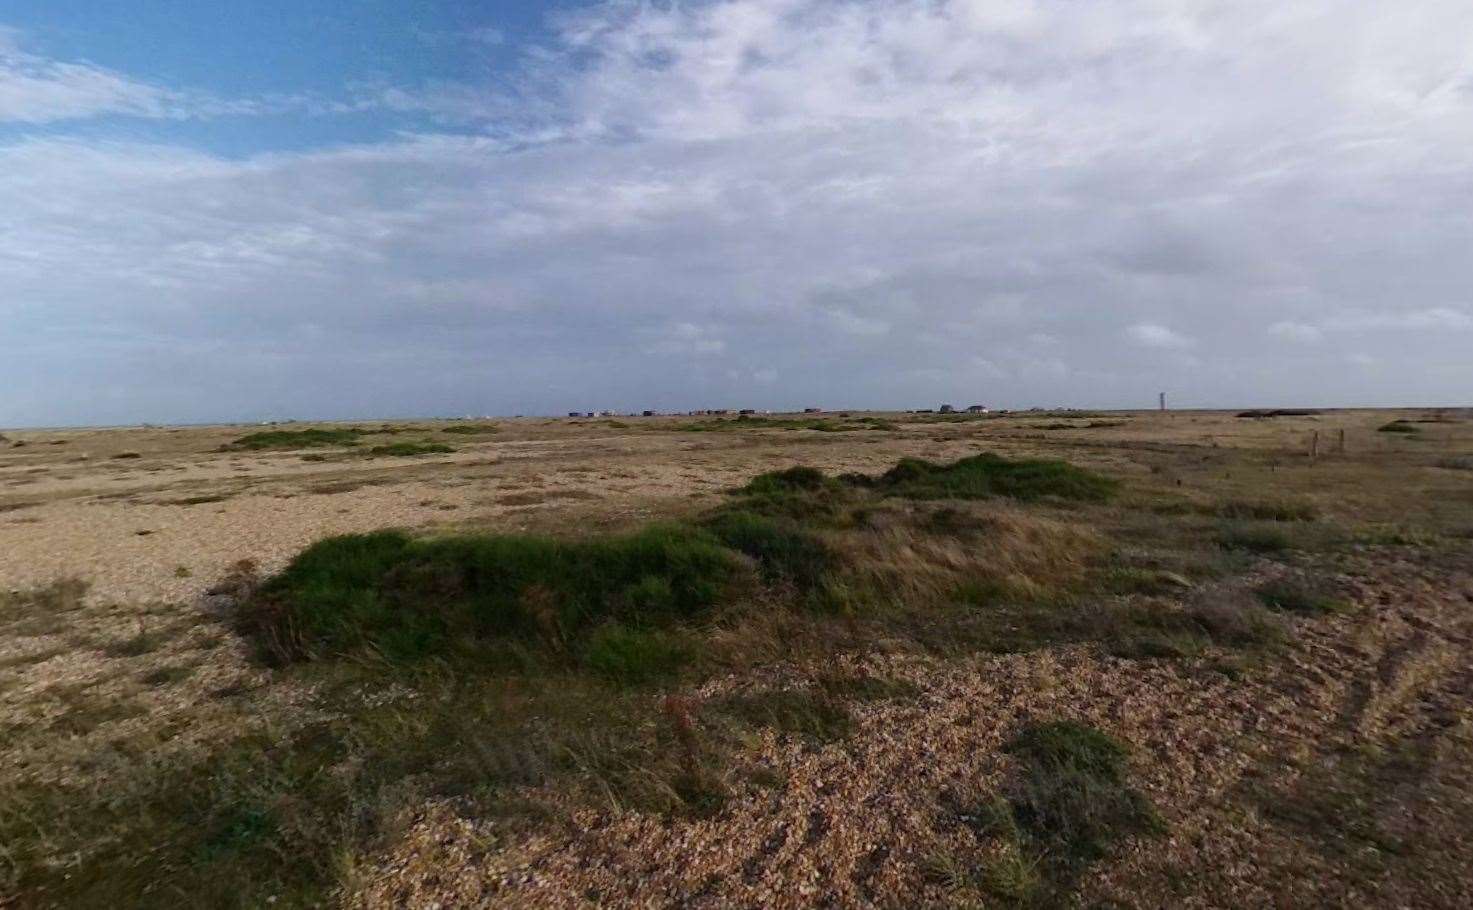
[643,322,727,355]
[1127,323,1195,349]
[0,27,178,122]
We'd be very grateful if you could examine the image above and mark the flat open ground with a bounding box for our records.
[3,409,1473,907]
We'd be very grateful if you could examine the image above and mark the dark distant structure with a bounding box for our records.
[803,407,822,413]
[966,404,987,413]
[939,403,955,413]
[642,410,655,417]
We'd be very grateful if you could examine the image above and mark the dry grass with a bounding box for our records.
[3,408,1473,907]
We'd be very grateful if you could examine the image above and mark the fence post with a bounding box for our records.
[1308,430,1319,462]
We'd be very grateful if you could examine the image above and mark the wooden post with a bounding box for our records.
[1308,430,1319,462]
[1337,428,1346,454]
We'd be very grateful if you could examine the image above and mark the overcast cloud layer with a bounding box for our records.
[3,1,1472,426]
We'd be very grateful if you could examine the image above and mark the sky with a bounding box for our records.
[2,1,1472,427]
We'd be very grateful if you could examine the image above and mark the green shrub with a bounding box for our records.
[852,453,1117,503]
[229,428,365,450]
[1378,420,1420,434]
[703,510,832,589]
[740,466,831,495]
[441,424,498,435]
[239,525,741,663]
[1002,721,1162,871]
[727,466,854,524]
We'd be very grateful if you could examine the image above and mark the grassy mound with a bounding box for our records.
[238,526,742,663]
[441,424,499,435]
[670,415,894,433]
[703,510,833,589]
[855,453,1117,502]
[1378,420,1420,434]
[230,428,365,450]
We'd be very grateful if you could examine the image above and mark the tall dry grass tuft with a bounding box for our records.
[833,504,1104,609]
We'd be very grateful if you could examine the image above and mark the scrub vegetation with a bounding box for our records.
[4,408,1472,907]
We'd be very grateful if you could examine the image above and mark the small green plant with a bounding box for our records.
[441,424,498,435]
[998,721,1162,892]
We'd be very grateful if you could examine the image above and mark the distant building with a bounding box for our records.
[642,410,656,417]
[739,408,756,415]
[939,404,955,413]
[567,411,581,417]
[966,405,988,413]
[803,407,822,413]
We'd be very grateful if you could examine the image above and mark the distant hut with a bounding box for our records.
[739,408,756,415]
[966,405,988,413]
[642,410,656,417]
[803,407,822,414]
[567,411,581,417]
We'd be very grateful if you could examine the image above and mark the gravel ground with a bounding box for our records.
[358,549,1473,908]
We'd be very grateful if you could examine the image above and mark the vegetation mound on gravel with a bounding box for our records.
[229,428,366,450]
[238,526,742,663]
[854,453,1119,502]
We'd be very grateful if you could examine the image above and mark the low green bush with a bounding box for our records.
[238,525,741,663]
[230,428,365,450]
[851,453,1117,502]
[703,510,833,589]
